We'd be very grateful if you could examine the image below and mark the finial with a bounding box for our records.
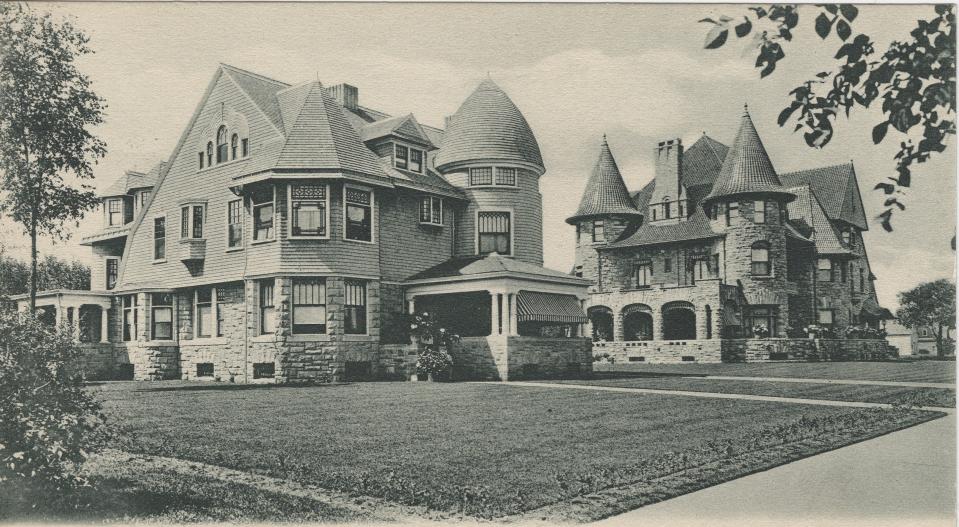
[602,133,607,143]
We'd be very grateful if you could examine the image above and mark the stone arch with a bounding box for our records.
[622,304,653,341]
[662,301,696,340]
[588,305,614,342]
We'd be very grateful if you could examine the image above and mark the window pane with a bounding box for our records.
[254,204,274,240]
[293,202,326,236]
[420,197,431,222]
[409,149,422,172]
[395,145,408,169]
[431,198,442,224]
[192,205,203,238]
[261,307,276,334]
[346,204,371,241]
[197,305,212,337]
[181,207,189,238]
[469,167,493,186]
[495,167,516,185]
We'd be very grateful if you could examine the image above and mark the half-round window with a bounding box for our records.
[751,241,770,276]
[231,134,239,160]
[216,126,228,164]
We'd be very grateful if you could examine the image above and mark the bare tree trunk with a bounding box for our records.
[29,206,37,313]
[936,324,944,359]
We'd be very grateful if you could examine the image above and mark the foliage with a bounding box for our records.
[592,352,616,363]
[751,324,771,338]
[408,311,459,376]
[841,325,887,339]
[803,324,837,339]
[0,253,90,298]
[896,279,956,357]
[0,310,110,511]
[0,3,106,310]
[700,4,956,231]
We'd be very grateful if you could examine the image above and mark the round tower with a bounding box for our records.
[702,106,796,336]
[435,79,546,265]
[566,136,644,287]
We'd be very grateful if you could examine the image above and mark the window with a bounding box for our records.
[344,187,373,242]
[726,201,739,226]
[231,134,239,160]
[859,268,865,291]
[252,187,274,241]
[754,200,766,223]
[817,258,833,282]
[290,184,328,237]
[216,289,225,338]
[206,141,213,166]
[574,265,583,278]
[227,199,243,248]
[253,362,275,379]
[420,196,443,225]
[751,242,770,275]
[841,261,848,282]
[196,363,214,378]
[695,259,711,281]
[746,306,778,336]
[140,191,151,208]
[153,217,166,260]
[842,230,851,245]
[106,258,118,290]
[409,148,423,173]
[292,278,326,334]
[198,152,204,169]
[478,211,511,255]
[241,138,249,157]
[151,293,174,340]
[663,197,671,219]
[122,295,138,342]
[216,126,228,164]
[180,205,204,239]
[652,209,657,221]
[592,220,605,243]
[259,280,275,335]
[394,144,408,170]
[106,199,123,226]
[344,280,367,334]
[635,262,652,288]
[469,167,493,186]
[495,167,517,186]
[195,287,214,338]
[677,200,684,218]
[818,308,834,325]
[664,256,672,273]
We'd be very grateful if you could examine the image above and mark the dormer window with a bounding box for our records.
[394,144,425,173]
[842,230,852,245]
[420,196,443,226]
[409,149,423,173]
[395,144,408,170]
[216,126,228,164]
[106,198,123,226]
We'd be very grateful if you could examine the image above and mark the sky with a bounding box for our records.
[3,2,955,310]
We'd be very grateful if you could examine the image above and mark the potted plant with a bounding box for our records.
[409,311,459,381]
[752,324,770,339]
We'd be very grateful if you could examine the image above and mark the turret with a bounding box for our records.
[566,136,643,282]
[435,79,546,265]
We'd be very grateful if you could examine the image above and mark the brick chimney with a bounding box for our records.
[444,115,453,129]
[650,138,684,220]
[329,84,358,110]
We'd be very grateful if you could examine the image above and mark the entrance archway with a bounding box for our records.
[662,302,696,340]
[588,306,613,341]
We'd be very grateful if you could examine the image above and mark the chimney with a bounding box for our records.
[650,138,684,219]
[330,84,358,110]
[444,115,453,130]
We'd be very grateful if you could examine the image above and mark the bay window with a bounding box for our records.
[290,184,328,238]
[259,280,275,335]
[180,204,204,239]
[477,211,511,255]
[292,278,326,334]
[420,196,443,226]
[227,199,243,248]
[151,293,174,341]
[344,187,372,242]
[344,280,367,335]
[252,187,274,241]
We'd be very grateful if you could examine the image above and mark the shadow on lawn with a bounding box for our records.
[588,370,709,380]
[133,382,357,393]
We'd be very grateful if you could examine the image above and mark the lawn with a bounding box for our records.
[88,380,943,521]
[546,376,956,407]
[594,360,956,383]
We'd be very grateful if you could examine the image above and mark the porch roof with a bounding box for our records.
[405,254,589,287]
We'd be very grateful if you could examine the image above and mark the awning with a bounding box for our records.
[517,291,587,323]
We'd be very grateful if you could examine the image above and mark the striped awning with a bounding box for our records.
[516,291,587,323]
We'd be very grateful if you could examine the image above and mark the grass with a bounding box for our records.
[594,360,957,383]
[546,375,956,407]
[85,380,944,520]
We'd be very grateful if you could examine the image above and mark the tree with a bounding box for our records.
[896,279,956,358]
[0,4,106,312]
[700,4,955,232]
[0,254,90,299]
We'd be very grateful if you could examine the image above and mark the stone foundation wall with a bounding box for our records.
[505,337,592,379]
[71,343,120,380]
[594,340,722,364]
[115,343,179,380]
[378,343,419,380]
[721,338,892,362]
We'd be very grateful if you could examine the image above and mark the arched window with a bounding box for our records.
[705,305,712,339]
[231,134,239,160]
[663,197,671,219]
[216,126,228,164]
[751,241,770,275]
[206,141,213,167]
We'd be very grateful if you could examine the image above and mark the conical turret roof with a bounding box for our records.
[566,136,642,224]
[703,106,794,206]
[435,79,544,173]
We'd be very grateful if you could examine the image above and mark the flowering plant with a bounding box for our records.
[409,311,459,376]
[841,325,887,339]
[752,324,771,339]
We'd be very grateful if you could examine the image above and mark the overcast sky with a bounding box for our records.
[4,2,954,310]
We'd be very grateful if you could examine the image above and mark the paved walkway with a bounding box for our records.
[702,375,954,390]
[501,381,956,413]
[592,413,956,527]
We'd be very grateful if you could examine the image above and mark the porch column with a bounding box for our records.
[578,299,587,338]
[70,306,81,339]
[508,293,519,336]
[490,291,502,335]
[100,305,110,343]
[407,296,416,315]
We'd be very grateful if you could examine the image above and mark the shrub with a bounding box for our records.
[409,312,459,377]
[0,310,110,511]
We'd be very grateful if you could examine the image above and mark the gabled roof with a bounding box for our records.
[780,162,868,230]
[220,64,290,132]
[380,162,464,199]
[98,161,166,197]
[608,180,722,248]
[434,79,544,173]
[406,253,583,283]
[703,107,794,206]
[359,114,435,148]
[786,185,850,256]
[272,81,389,179]
[566,137,642,224]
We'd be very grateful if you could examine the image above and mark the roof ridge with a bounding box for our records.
[219,63,290,87]
[275,79,320,96]
[780,161,853,176]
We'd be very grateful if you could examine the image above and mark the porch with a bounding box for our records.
[14,290,112,344]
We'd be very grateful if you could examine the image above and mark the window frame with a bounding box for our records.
[476,209,513,257]
[153,214,167,262]
[251,185,276,243]
[419,195,444,226]
[726,201,739,226]
[230,133,239,160]
[694,258,711,281]
[634,262,652,288]
[817,308,835,325]
[194,287,217,339]
[105,257,119,290]
[817,257,834,282]
[408,148,424,173]
[216,126,229,164]
[106,198,124,227]
[394,144,409,170]
[751,242,771,276]
[343,185,374,244]
[122,295,138,342]
[754,200,766,224]
[179,204,205,240]
[288,183,330,239]
[291,277,327,335]
[150,293,175,341]
[592,219,605,243]
[259,279,276,336]
[495,167,517,186]
[226,198,244,250]
[343,280,368,335]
